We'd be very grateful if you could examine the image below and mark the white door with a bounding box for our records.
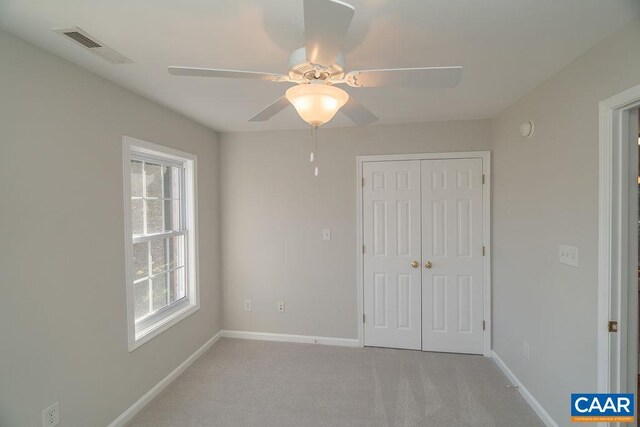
[421,158,484,354]
[363,161,422,350]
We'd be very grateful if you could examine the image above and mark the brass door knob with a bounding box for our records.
[424,261,432,269]
[411,260,419,268]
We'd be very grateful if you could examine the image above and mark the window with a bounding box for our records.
[123,136,198,351]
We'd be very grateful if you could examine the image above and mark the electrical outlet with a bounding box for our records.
[42,402,60,427]
[322,228,331,240]
[523,341,530,360]
[243,299,252,312]
[559,244,579,267]
[278,301,285,313]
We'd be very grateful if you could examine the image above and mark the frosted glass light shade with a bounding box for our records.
[285,84,349,126]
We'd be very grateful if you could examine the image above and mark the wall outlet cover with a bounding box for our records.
[322,228,331,240]
[523,341,530,360]
[243,299,252,312]
[42,401,60,427]
[278,301,285,313]
[559,244,579,268]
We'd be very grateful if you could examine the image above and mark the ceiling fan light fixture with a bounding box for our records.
[285,84,349,126]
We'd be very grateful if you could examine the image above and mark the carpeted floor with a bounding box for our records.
[127,338,543,426]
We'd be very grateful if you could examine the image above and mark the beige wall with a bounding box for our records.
[490,18,640,425]
[0,31,221,426]
[219,121,491,339]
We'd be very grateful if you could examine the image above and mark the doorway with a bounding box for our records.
[598,84,640,405]
[356,152,491,356]
[637,113,639,396]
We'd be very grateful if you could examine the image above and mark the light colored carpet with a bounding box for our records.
[127,338,543,427]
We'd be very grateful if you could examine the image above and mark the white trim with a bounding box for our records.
[357,151,489,162]
[356,151,492,356]
[597,83,640,402]
[221,330,361,347]
[122,135,200,352]
[491,351,558,427]
[481,153,492,357]
[356,158,365,347]
[108,330,223,427]
[132,304,199,349]
[125,135,198,163]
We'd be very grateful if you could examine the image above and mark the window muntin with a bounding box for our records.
[130,156,188,325]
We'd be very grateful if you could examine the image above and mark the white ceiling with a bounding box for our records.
[1,0,638,132]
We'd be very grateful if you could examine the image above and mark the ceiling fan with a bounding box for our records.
[168,0,463,127]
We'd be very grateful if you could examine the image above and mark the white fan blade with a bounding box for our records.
[340,97,378,126]
[345,66,463,88]
[304,0,354,67]
[168,66,287,82]
[249,97,291,122]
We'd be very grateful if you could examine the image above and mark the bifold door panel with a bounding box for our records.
[363,158,484,354]
[363,161,422,350]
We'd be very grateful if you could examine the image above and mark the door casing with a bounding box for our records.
[598,83,640,413]
[356,151,491,356]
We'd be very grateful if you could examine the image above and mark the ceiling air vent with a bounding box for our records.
[63,31,101,48]
[53,27,132,64]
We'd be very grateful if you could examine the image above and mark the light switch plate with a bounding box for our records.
[322,229,331,240]
[559,244,579,267]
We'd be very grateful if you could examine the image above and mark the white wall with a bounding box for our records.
[219,121,491,339]
[0,31,221,426]
[490,18,640,425]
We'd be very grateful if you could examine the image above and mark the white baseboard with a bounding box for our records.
[491,351,558,427]
[108,330,223,427]
[221,330,361,348]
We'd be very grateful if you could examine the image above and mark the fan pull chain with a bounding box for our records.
[311,125,319,176]
[310,125,317,162]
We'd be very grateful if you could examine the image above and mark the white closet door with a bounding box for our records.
[363,161,422,350]
[421,158,484,354]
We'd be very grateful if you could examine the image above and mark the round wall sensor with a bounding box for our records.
[520,121,534,138]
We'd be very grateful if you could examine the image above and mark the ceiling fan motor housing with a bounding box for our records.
[288,47,345,81]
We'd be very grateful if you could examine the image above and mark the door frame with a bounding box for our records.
[597,83,640,406]
[356,151,491,356]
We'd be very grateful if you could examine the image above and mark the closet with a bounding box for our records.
[361,155,488,354]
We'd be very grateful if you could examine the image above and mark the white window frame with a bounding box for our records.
[123,135,199,351]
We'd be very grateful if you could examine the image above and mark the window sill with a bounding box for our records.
[128,302,199,352]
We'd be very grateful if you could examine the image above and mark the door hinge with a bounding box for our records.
[482,320,486,331]
[363,314,366,323]
[482,246,485,256]
[482,174,485,184]
[362,177,365,187]
[362,245,365,254]
[608,320,618,333]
